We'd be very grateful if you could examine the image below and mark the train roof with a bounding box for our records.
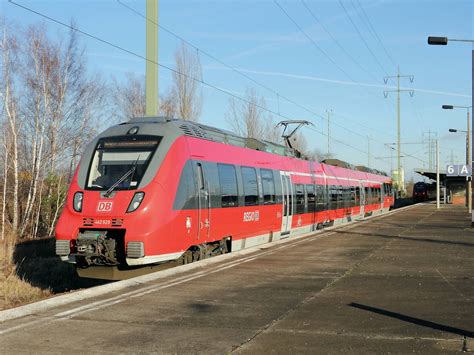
[355,165,389,177]
[125,116,296,157]
[123,117,389,177]
[321,159,355,170]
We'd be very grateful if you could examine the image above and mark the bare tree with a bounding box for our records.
[67,78,105,179]
[1,27,20,234]
[1,128,8,243]
[290,131,309,157]
[159,89,176,118]
[264,119,282,144]
[20,25,55,237]
[113,73,178,120]
[113,73,146,121]
[172,43,202,121]
[226,87,280,143]
[0,24,105,238]
[113,43,202,122]
[315,150,335,162]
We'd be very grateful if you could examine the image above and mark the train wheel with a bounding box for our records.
[178,250,193,265]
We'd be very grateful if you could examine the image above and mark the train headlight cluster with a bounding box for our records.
[127,192,145,213]
[73,192,83,212]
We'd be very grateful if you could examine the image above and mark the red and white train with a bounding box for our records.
[55,117,394,278]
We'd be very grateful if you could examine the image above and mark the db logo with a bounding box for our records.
[97,201,113,212]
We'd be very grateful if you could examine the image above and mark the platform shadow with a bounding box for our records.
[334,230,474,248]
[348,302,473,338]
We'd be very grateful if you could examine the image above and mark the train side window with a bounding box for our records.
[324,185,329,210]
[316,185,325,211]
[295,184,305,214]
[173,160,197,210]
[261,169,276,205]
[307,185,316,213]
[197,163,204,190]
[217,163,239,208]
[242,166,259,206]
[330,185,338,210]
[273,170,283,204]
[343,186,351,207]
[351,186,356,207]
[202,162,221,208]
[330,186,337,202]
[337,185,344,208]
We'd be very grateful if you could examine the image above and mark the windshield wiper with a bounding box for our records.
[103,167,136,197]
[103,156,140,197]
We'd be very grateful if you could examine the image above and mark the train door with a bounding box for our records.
[359,181,365,218]
[196,162,210,241]
[280,172,293,236]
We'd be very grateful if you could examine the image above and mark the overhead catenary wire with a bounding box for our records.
[338,0,389,78]
[7,0,428,169]
[301,0,381,85]
[275,0,385,103]
[335,0,399,137]
[117,0,327,125]
[385,143,428,164]
[330,111,393,140]
[116,0,414,151]
[6,1,281,121]
[354,0,397,69]
[276,0,398,125]
[350,4,424,154]
[273,1,402,147]
[117,0,401,155]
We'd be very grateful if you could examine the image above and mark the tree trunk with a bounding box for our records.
[1,132,9,242]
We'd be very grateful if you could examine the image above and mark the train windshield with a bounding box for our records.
[413,183,426,192]
[86,136,161,191]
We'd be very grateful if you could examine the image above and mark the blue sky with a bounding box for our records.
[2,0,473,181]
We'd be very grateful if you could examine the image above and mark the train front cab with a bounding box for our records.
[55,119,191,270]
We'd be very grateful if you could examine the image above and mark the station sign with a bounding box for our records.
[446,164,472,177]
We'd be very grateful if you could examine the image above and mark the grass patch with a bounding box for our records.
[2,273,51,308]
[1,236,109,310]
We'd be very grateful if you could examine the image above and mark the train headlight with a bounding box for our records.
[73,192,84,212]
[127,192,145,213]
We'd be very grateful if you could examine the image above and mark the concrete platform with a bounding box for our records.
[0,203,473,353]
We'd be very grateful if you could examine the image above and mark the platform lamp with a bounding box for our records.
[429,35,474,222]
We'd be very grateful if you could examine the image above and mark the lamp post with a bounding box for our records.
[445,106,472,212]
[428,34,473,223]
[428,37,474,45]
[436,139,440,209]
